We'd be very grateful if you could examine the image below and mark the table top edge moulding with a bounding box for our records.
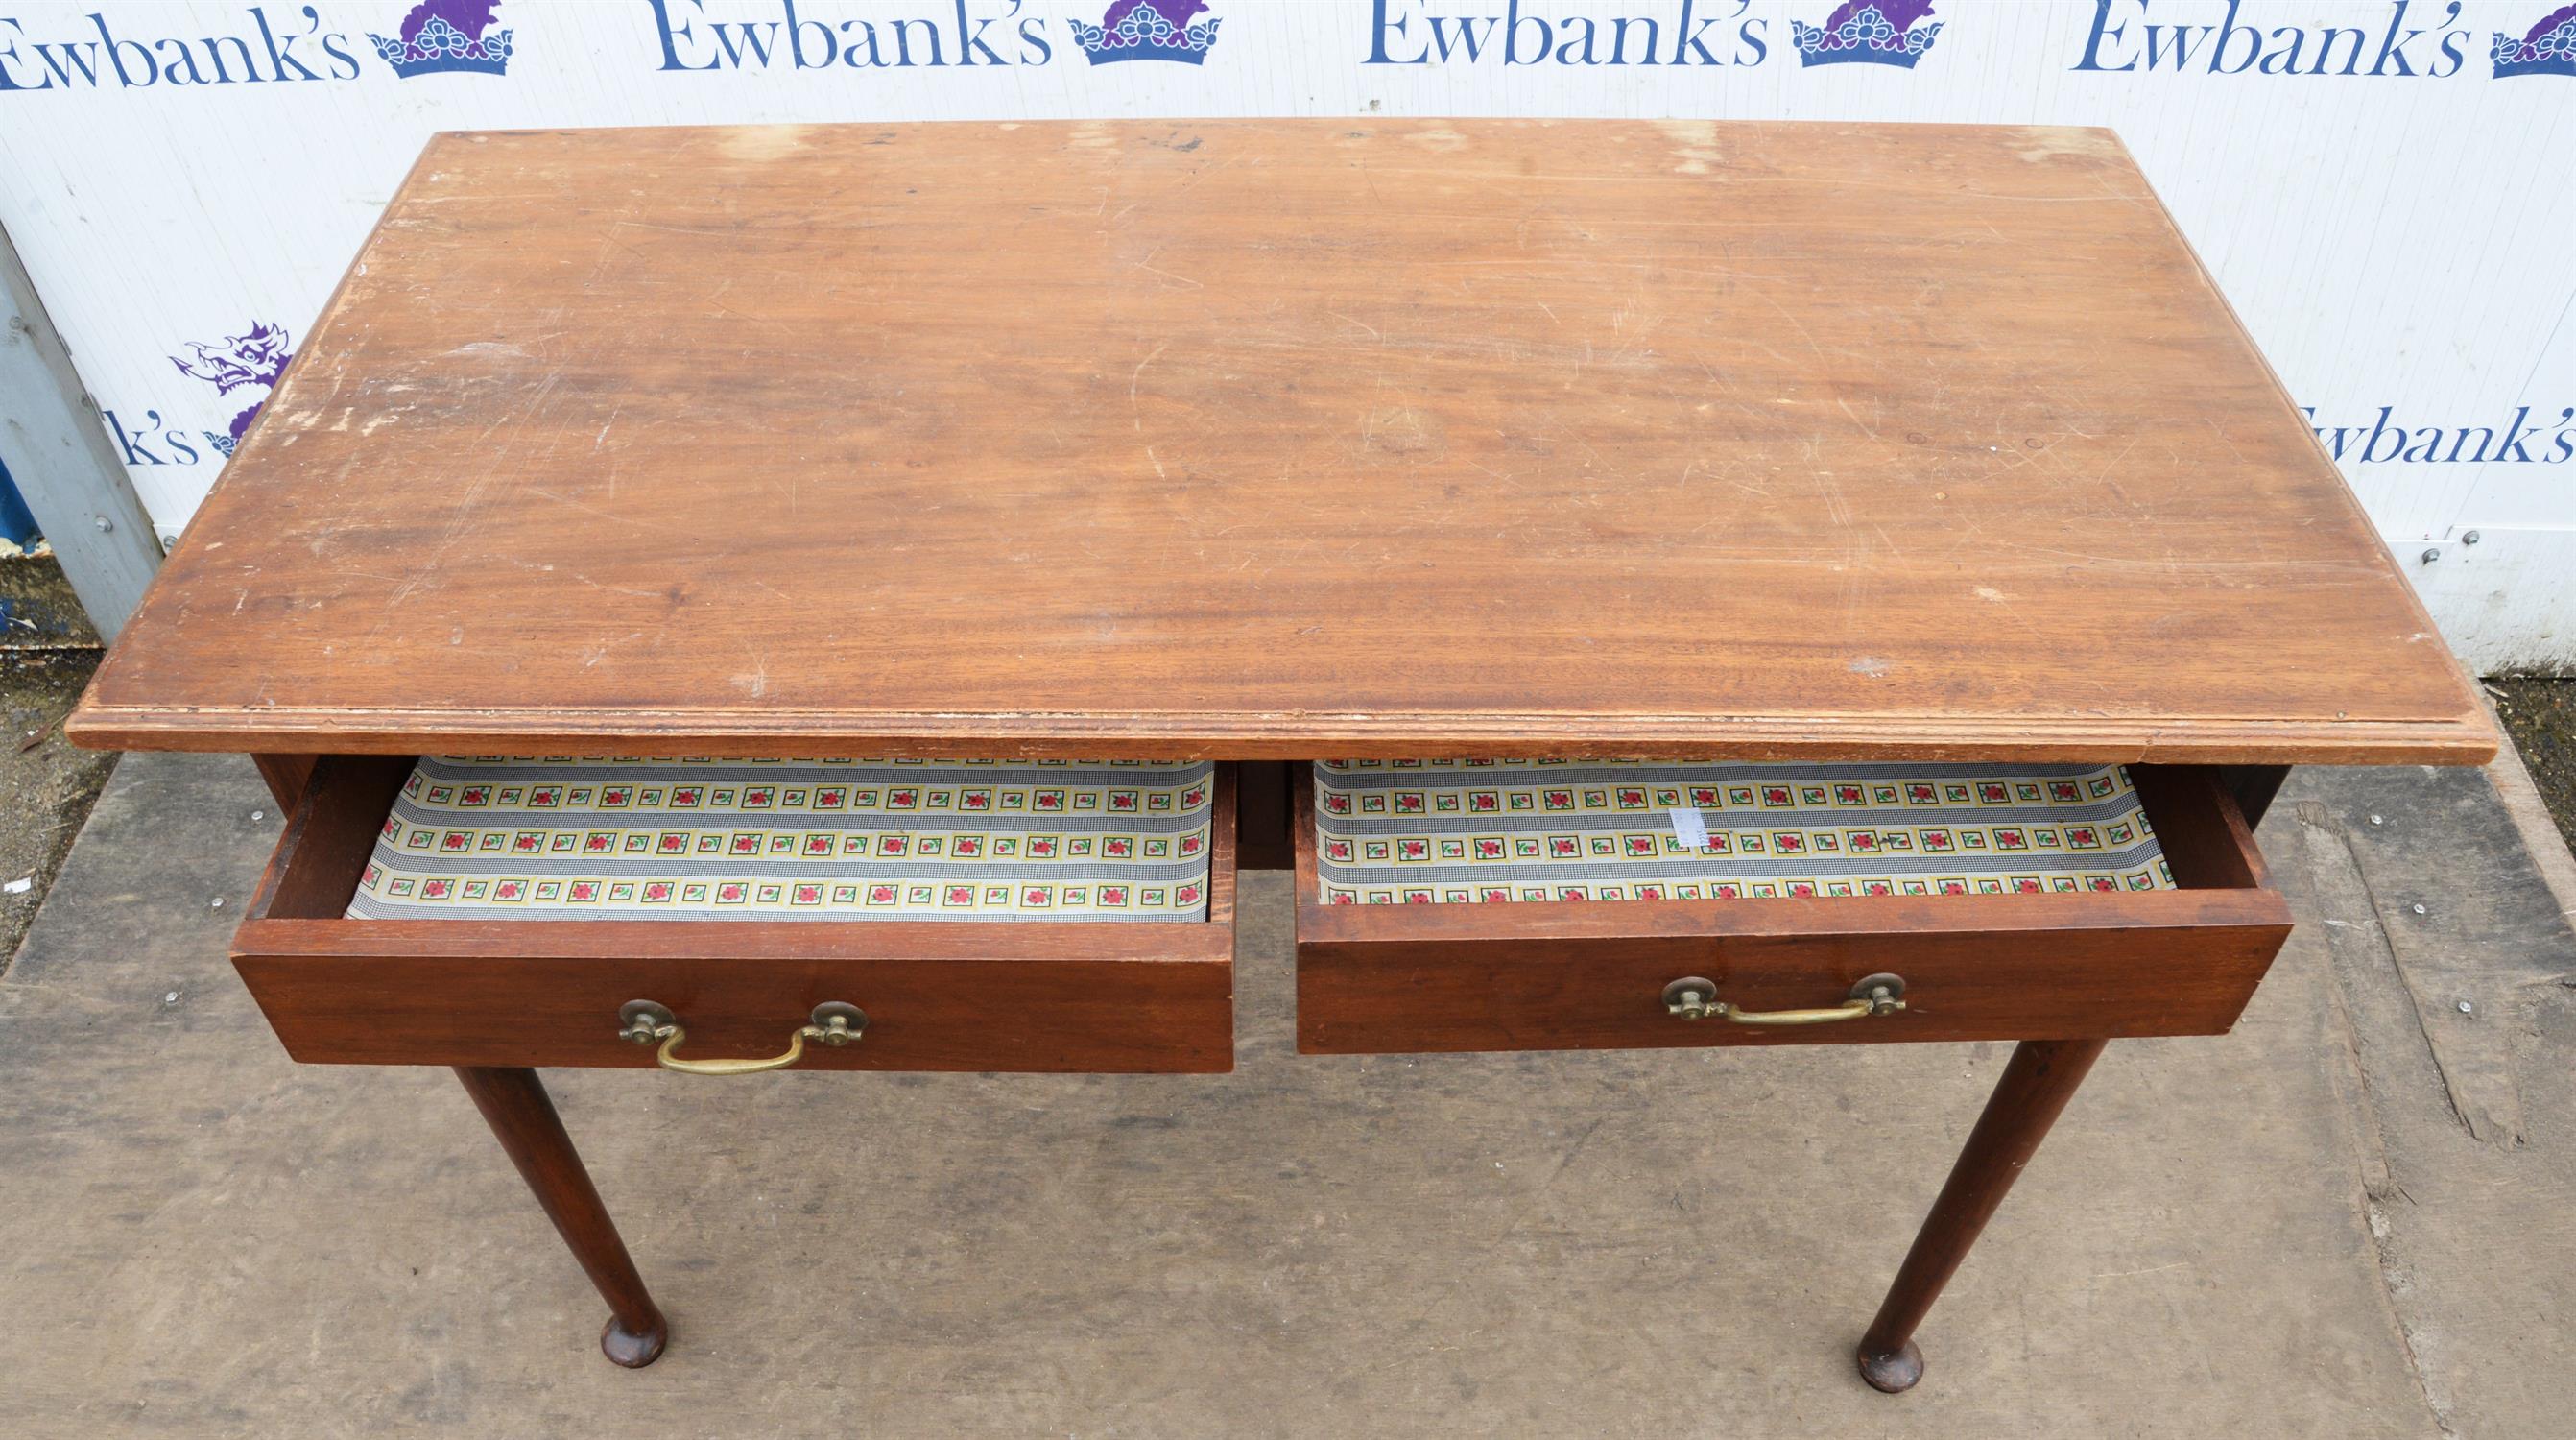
[67,118,2496,767]
[64,703,2492,765]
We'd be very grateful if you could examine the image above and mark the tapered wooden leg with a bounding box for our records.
[2219,763,2290,830]
[250,753,317,813]
[1856,1038,2108,1393]
[453,1066,669,1367]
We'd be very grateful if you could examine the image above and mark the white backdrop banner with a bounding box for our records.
[2,0,2568,664]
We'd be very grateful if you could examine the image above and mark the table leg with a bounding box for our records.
[1855,1037,2108,1393]
[453,1066,669,1367]
[251,753,317,813]
[2220,763,2290,830]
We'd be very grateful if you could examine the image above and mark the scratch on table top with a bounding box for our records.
[377,368,562,614]
[578,631,648,669]
[1130,341,1170,431]
[1132,258,1204,290]
[611,218,751,239]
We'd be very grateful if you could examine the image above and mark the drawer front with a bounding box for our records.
[1294,766,2292,1055]
[233,758,1237,1073]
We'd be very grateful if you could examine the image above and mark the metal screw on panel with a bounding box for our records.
[250,810,265,822]
[159,534,179,549]
[209,897,224,909]
[2457,1000,2474,1015]
[2411,903,2428,916]
[2462,531,2481,545]
[93,516,111,533]
[2369,815,2384,826]
[2420,547,2441,564]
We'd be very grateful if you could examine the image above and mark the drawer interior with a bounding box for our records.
[1291,764,2292,1053]
[233,757,1237,1072]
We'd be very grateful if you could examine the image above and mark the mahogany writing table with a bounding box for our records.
[69,119,2495,1389]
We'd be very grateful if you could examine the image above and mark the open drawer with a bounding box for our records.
[1292,766,2290,1054]
[233,757,1237,1072]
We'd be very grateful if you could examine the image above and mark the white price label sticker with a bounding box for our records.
[1668,807,1709,851]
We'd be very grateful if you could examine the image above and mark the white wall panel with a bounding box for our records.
[1,0,2567,663]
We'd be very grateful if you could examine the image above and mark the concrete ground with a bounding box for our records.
[0,753,2570,1439]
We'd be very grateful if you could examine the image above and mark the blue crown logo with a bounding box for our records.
[369,2,513,79]
[2492,5,2576,77]
[1792,1,1941,69]
[1071,0,1221,65]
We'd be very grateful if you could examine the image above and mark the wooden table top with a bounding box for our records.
[72,120,2493,765]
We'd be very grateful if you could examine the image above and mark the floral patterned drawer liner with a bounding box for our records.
[1312,759,2172,905]
[347,757,1214,922]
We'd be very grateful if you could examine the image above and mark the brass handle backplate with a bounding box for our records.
[1661,973,1906,1027]
[616,999,868,1074]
